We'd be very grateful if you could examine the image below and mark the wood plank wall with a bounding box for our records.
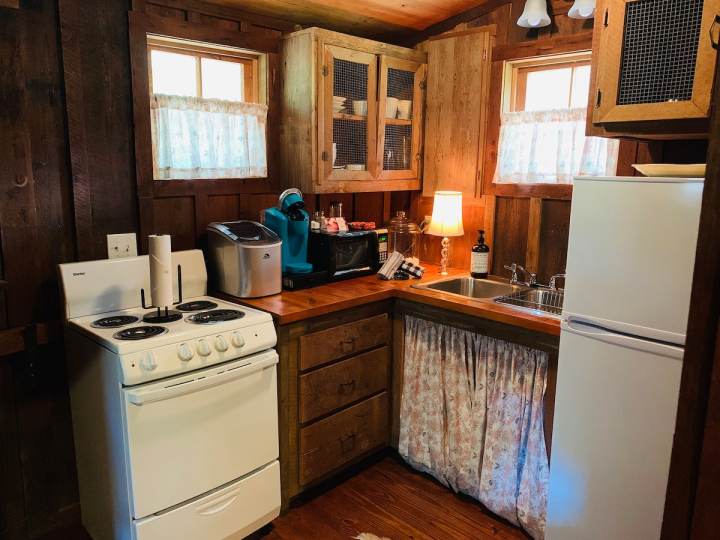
[0,2,412,537]
[410,0,708,285]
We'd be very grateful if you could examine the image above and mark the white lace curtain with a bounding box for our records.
[151,94,268,180]
[399,316,549,540]
[494,107,619,184]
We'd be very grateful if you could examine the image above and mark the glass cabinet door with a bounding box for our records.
[319,45,377,183]
[377,56,426,181]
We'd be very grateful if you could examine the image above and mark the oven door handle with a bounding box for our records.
[126,355,278,406]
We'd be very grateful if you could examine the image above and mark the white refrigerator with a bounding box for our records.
[546,176,704,540]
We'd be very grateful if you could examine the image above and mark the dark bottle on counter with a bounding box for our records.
[471,230,490,279]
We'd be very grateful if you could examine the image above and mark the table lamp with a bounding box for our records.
[426,191,464,275]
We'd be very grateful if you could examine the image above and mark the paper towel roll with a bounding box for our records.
[149,235,173,308]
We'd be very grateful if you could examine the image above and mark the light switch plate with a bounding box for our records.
[107,233,138,259]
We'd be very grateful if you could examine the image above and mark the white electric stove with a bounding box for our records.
[59,250,280,540]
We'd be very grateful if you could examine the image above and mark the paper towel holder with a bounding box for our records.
[140,264,183,311]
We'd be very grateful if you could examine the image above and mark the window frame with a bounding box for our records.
[509,59,591,113]
[147,37,259,103]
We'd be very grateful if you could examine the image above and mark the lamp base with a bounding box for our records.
[440,237,450,275]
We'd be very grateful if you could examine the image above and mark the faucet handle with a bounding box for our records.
[549,273,566,290]
[503,263,519,284]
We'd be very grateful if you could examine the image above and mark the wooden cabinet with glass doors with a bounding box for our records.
[280,28,427,193]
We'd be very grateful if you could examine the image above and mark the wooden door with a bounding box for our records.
[592,0,719,125]
[318,45,378,187]
[421,29,493,199]
[376,56,426,184]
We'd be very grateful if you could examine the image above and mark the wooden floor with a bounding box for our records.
[259,456,527,540]
[43,455,527,540]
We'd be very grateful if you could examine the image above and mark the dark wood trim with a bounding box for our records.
[409,0,511,45]
[661,55,720,540]
[491,183,574,200]
[492,31,593,61]
[143,12,280,53]
[145,0,296,32]
[0,0,19,8]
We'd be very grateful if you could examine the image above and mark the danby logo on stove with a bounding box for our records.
[72,272,86,277]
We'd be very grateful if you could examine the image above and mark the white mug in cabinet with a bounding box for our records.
[352,100,368,117]
[397,100,412,120]
[386,97,399,119]
[332,143,337,166]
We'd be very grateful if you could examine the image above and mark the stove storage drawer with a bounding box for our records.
[134,460,280,540]
[299,313,390,370]
[299,392,389,486]
[123,350,279,518]
[299,346,390,423]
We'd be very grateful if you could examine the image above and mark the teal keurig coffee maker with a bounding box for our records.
[264,189,327,289]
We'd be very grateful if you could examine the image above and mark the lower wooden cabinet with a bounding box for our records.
[299,392,389,486]
[275,301,393,508]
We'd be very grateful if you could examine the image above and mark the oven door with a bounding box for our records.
[123,349,279,519]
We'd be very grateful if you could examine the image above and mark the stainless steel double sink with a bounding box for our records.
[412,276,563,318]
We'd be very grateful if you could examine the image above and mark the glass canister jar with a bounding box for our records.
[388,211,419,260]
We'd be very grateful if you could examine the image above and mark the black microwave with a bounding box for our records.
[308,230,384,280]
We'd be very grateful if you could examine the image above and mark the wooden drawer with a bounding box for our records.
[299,313,390,371]
[299,346,389,423]
[299,392,389,486]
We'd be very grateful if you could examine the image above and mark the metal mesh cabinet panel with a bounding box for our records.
[382,68,415,171]
[332,58,368,169]
[617,0,704,105]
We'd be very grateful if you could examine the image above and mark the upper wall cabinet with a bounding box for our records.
[588,0,719,138]
[280,28,427,194]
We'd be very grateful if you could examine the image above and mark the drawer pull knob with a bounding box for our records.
[340,336,357,351]
[339,433,356,453]
[339,379,356,393]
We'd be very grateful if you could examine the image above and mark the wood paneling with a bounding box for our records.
[152,197,196,250]
[491,197,530,276]
[661,56,720,540]
[205,0,482,36]
[537,199,571,284]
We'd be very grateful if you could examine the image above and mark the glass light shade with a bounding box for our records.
[517,0,551,28]
[426,191,464,238]
[568,0,595,19]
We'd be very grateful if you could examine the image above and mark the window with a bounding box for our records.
[494,53,619,185]
[147,37,267,180]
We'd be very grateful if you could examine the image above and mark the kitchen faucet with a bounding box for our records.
[504,263,537,287]
[548,273,566,290]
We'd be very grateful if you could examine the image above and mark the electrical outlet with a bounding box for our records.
[107,233,138,259]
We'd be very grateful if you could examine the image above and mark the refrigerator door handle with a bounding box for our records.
[563,317,685,360]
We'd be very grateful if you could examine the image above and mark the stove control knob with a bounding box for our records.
[231,332,245,348]
[215,335,229,352]
[177,343,194,362]
[197,339,212,357]
[140,352,158,371]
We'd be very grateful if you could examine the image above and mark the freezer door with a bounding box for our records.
[564,177,702,344]
[547,325,683,540]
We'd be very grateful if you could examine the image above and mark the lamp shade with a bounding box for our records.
[568,0,595,19]
[426,191,464,237]
[517,0,551,28]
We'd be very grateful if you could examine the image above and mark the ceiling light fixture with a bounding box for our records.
[568,0,596,19]
[517,0,551,28]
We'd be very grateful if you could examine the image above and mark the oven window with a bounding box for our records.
[335,239,369,270]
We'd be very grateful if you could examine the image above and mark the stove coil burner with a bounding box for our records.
[143,307,183,324]
[91,315,140,329]
[176,300,218,312]
[113,326,168,340]
[186,309,246,324]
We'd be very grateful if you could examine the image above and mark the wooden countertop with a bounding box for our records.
[225,265,560,336]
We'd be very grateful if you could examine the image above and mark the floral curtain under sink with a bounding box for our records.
[399,316,549,539]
